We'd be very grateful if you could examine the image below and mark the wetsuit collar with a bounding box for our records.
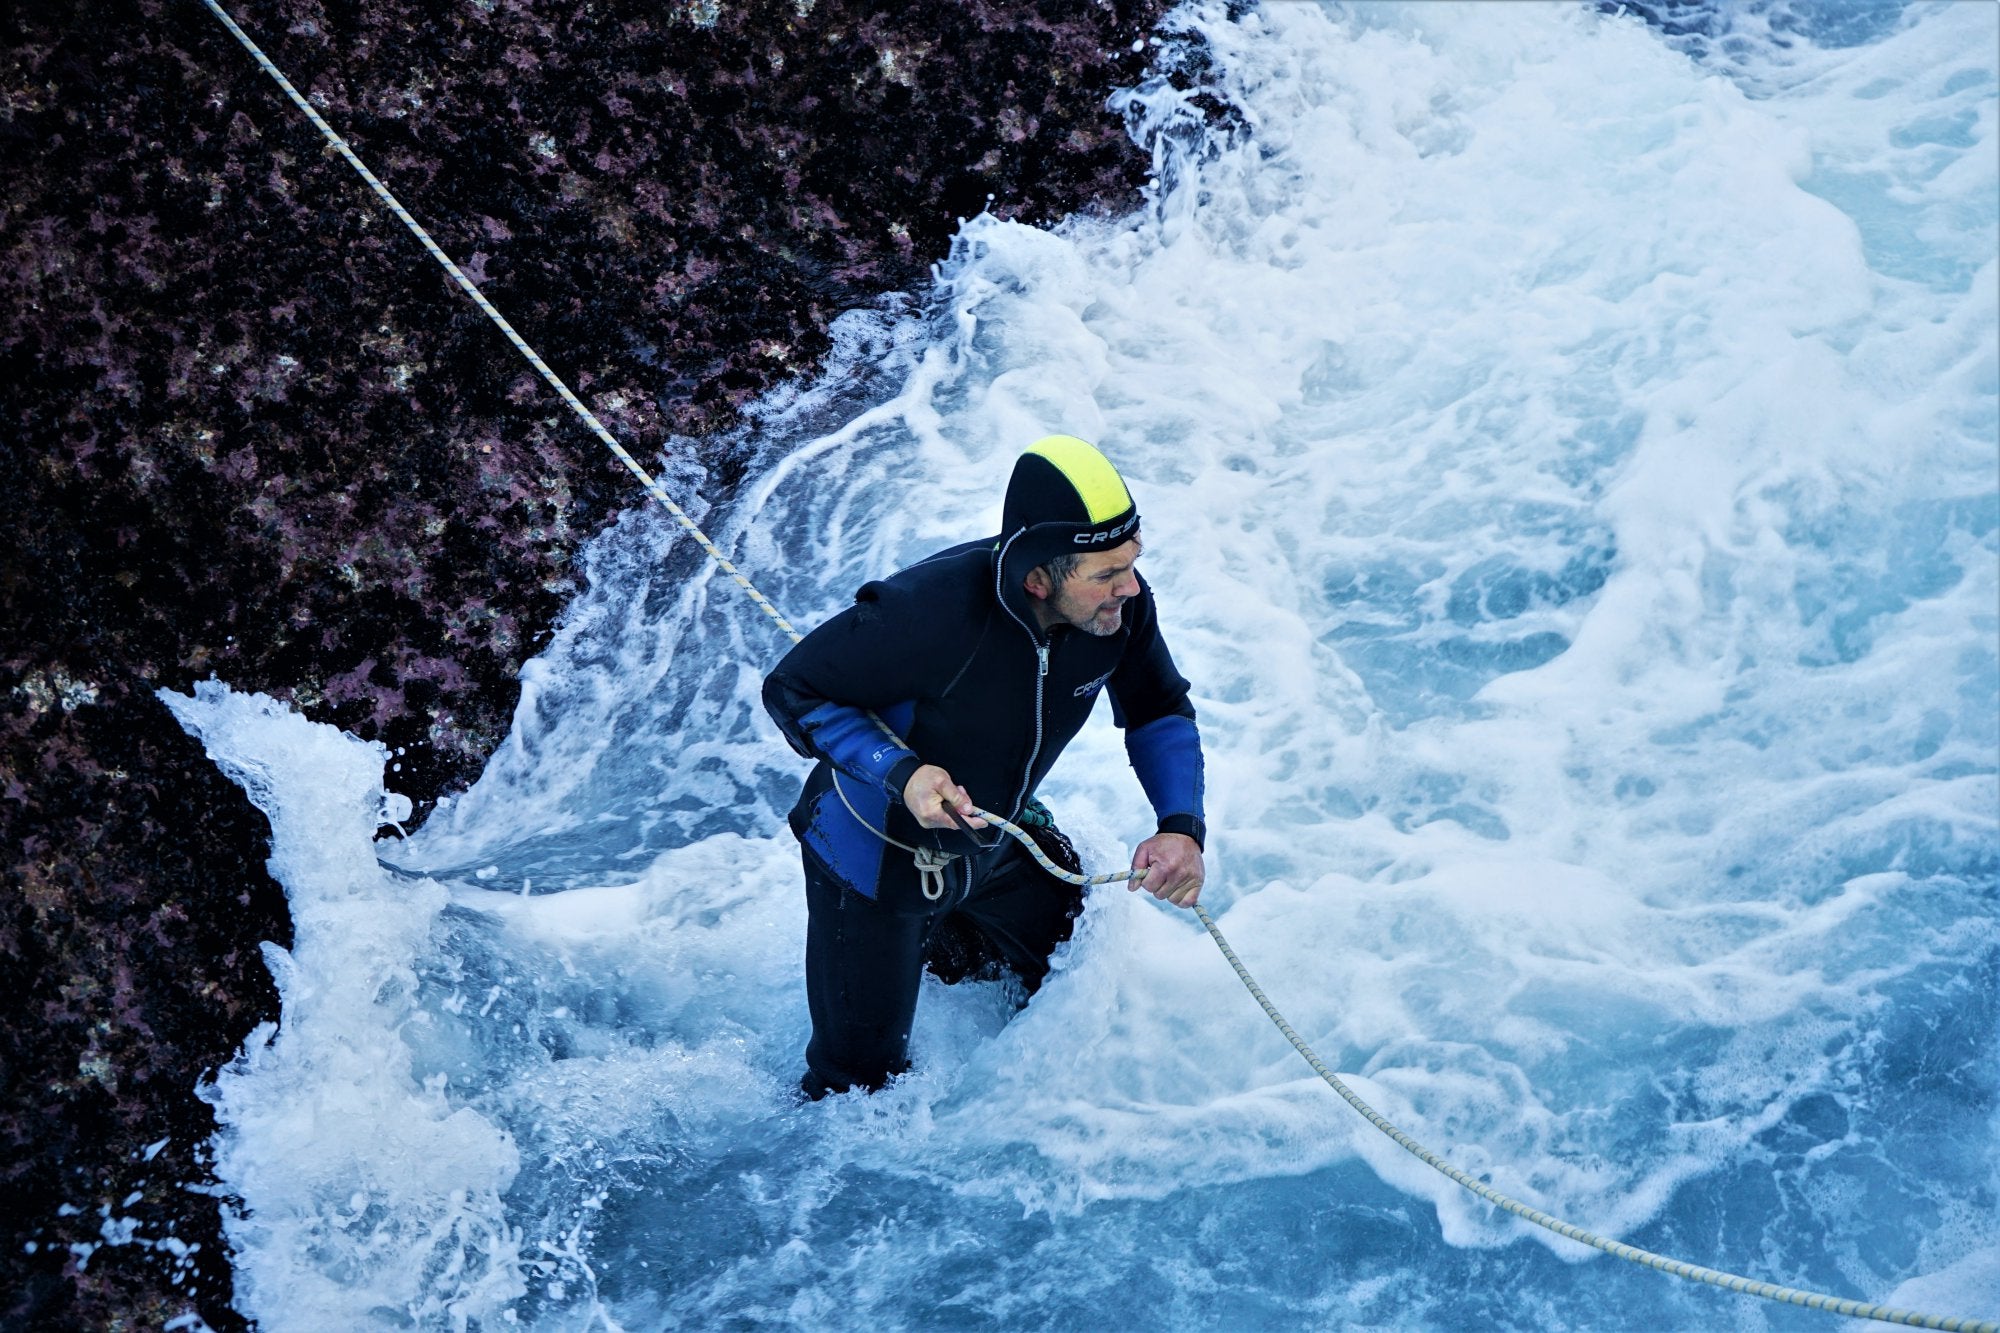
[992,526,1050,642]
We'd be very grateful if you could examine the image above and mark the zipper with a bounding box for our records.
[994,528,1053,823]
[1007,641,1049,823]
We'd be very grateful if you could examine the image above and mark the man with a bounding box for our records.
[762,435,1207,1098]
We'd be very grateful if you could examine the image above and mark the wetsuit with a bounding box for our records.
[763,517,1206,1095]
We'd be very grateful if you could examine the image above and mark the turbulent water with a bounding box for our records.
[161,2,1998,1328]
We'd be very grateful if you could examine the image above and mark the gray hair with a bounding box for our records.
[1034,526,1142,590]
[1037,552,1085,588]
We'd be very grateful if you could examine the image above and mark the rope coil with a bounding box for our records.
[198,6,1998,1329]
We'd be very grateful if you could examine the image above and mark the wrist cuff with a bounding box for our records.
[1156,813,1206,852]
[884,755,925,804]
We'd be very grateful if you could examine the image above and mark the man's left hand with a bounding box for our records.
[1131,832,1204,908]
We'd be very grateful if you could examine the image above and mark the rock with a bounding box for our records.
[0,0,1184,1324]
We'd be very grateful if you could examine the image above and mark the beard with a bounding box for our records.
[1055,593,1125,637]
[1080,605,1124,636]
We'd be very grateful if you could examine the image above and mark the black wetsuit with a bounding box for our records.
[763,532,1205,1094]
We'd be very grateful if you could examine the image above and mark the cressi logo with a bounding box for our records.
[1074,670,1114,698]
[1072,513,1138,545]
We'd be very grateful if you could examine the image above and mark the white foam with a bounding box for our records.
[162,683,527,1327]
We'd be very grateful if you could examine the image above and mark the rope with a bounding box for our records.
[972,796,1996,1331]
[197,0,805,650]
[969,807,1151,888]
[199,7,1999,1330]
[1187,904,1998,1333]
[829,771,954,901]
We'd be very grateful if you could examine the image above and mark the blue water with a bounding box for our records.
[162,2,1996,1328]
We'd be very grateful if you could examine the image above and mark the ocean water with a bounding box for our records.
[161,1,1998,1329]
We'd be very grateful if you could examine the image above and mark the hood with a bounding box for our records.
[993,436,1140,629]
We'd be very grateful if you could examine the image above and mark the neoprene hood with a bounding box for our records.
[1000,436,1140,570]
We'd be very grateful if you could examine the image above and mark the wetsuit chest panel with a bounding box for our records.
[1027,631,1124,789]
[904,632,1048,815]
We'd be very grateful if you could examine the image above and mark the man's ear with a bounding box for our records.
[1023,567,1051,602]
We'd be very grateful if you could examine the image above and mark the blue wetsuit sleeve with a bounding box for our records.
[762,580,932,801]
[1107,580,1208,848]
[1125,714,1206,848]
[791,701,924,799]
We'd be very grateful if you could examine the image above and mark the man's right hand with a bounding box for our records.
[902,764,986,831]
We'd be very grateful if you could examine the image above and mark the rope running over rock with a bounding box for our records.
[200,6,1998,1329]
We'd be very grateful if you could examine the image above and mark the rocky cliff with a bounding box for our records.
[0,0,1182,1323]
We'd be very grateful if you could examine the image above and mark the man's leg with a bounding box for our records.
[929,834,1087,998]
[801,855,931,1098]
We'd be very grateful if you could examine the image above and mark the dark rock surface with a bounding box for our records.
[0,0,1177,1324]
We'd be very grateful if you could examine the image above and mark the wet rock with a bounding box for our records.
[0,0,1177,1324]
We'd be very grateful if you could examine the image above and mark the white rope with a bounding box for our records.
[830,771,954,901]
[197,0,804,648]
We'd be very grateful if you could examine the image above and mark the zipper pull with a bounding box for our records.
[1036,644,1049,677]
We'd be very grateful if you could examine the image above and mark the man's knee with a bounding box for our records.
[922,912,1007,986]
